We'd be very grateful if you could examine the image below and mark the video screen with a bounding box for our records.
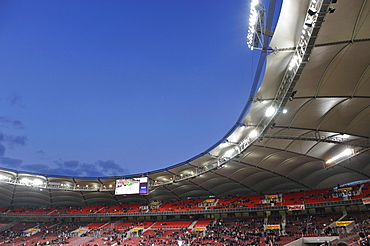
[115,177,148,195]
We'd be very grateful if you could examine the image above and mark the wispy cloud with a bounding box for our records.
[0,117,24,129]
[0,132,27,149]
[0,157,22,168]
[6,93,23,106]
[18,163,51,174]
[0,123,129,177]
[6,135,27,147]
[0,144,5,156]
[0,113,128,177]
[21,159,130,177]
[36,150,45,155]
[96,160,129,176]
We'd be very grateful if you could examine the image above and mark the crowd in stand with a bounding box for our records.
[0,182,368,216]
[122,212,369,246]
[0,222,84,245]
[0,182,368,245]
[0,212,368,245]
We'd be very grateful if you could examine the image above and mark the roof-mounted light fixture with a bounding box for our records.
[325,148,354,165]
[0,174,10,181]
[19,177,44,187]
[265,106,276,117]
[288,55,301,71]
[249,129,258,139]
[223,148,236,159]
[32,179,44,187]
[304,17,314,27]
[19,178,31,185]
[308,7,317,16]
[247,0,262,50]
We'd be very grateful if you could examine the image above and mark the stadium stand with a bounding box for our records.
[0,183,369,245]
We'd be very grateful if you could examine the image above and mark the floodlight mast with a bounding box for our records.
[247,0,275,51]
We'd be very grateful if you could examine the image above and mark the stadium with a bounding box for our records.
[0,0,369,245]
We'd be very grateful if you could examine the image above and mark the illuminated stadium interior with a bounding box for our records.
[0,0,369,245]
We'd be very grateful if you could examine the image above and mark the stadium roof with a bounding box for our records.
[0,0,369,208]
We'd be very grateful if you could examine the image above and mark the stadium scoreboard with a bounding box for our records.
[115,177,148,195]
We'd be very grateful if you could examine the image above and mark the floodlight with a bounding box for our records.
[249,129,258,139]
[326,148,354,165]
[288,56,298,70]
[308,7,317,16]
[305,18,314,27]
[223,148,235,159]
[0,174,8,180]
[20,178,31,185]
[251,0,259,7]
[265,106,276,117]
[32,179,44,186]
[247,0,262,50]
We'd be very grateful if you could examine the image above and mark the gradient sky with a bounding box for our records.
[0,0,276,177]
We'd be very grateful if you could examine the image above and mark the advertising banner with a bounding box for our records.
[335,221,353,227]
[265,225,280,229]
[362,197,370,204]
[287,204,305,210]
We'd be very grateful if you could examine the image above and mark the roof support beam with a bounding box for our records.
[230,159,310,190]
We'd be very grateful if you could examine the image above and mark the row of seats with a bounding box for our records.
[1,182,369,216]
[0,210,369,245]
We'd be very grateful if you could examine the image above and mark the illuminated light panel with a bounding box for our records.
[265,106,276,117]
[32,179,44,186]
[249,129,258,139]
[326,148,354,164]
[223,148,235,159]
[20,178,31,185]
[247,0,260,49]
[288,55,301,71]
[0,174,9,180]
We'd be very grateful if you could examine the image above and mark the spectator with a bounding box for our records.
[337,242,348,246]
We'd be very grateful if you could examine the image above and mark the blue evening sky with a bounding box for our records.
[0,0,271,177]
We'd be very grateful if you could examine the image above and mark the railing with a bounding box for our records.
[0,221,18,232]
[0,198,363,219]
